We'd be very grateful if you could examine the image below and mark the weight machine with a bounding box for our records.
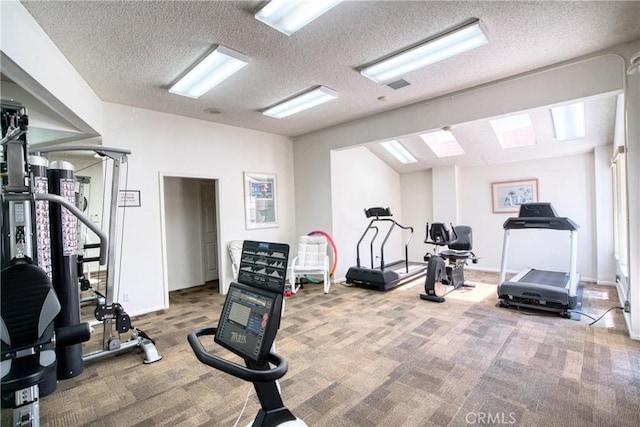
[1,100,98,426]
[31,145,162,364]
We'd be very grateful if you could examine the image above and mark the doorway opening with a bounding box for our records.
[160,175,221,308]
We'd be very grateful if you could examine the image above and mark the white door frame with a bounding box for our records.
[200,181,219,282]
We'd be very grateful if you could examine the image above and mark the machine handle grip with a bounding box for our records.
[187,327,288,382]
[56,322,91,347]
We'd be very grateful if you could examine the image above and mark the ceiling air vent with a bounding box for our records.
[386,79,410,90]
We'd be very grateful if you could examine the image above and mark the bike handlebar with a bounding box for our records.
[187,327,288,382]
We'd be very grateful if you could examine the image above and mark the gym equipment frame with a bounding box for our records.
[346,207,427,291]
[420,223,478,303]
[497,202,582,319]
[188,241,307,427]
[31,146,161,363]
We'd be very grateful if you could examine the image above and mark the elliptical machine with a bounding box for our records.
[188,240,306,427]
[420,223,479,303]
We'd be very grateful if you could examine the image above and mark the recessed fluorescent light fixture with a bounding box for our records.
[360,19,488,84]
[380,140,417,164]
[255,0,343,36]
[551,102,585,140]
[169,45,249,98]
[490,113,536,148]
[420,130,465,158]
[263,86,338,119]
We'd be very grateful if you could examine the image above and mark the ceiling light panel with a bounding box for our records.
[380,140,417,164]
[263,86,338,119]
[420,130,465,158]
[255,0,343,36]
[490,113,537,148]
[551,102,585,140]
[169,46,248,99]
[360,20,488,84]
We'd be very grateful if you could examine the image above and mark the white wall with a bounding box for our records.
[330,147,403,280]
[329,148,608,285]
[432,166,460,222]
[623,48,640,339]
[593,145,616,285]
[164,177,204,291]
[101,102,295,315]
[294,51,624,263]
[1,0,102,137]
[400,170,432,262]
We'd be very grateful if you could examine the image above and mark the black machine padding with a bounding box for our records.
[364,207,392,218]
[428,223,450,244]
[447,226,473,251]
[1,260,60,349]
[1,259,61,395]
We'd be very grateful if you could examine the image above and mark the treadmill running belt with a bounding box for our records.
[520,269,569,287]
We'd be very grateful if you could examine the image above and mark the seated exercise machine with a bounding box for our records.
[420,223,479,302]
[497,202,581,319]
[346,207,427,291]
[188,241,306,427]
[1,259,91,426]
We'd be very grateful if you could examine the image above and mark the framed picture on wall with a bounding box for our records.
[244,172,278,229]
[491,179,539,213]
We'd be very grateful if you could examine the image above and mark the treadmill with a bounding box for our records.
[497,203,581,318]
[346,207,427,290]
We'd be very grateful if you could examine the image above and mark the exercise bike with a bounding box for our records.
[420,223,479,303]
[188,241,306,427]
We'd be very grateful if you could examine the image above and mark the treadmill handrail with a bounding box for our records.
[503,216,579,231]
[378,219,414,273]
[355,217,415,273]
[355,222,379,268]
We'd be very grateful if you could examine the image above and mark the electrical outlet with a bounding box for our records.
[624,301,631,313]
[123,292,130,302]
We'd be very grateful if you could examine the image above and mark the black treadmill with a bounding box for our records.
[346,207,427,290]
[497,203,581,318]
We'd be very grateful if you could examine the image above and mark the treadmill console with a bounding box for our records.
[215,282,282,363]
[504,203,578,231]
[364,207,392,218]
[518,203,557,218]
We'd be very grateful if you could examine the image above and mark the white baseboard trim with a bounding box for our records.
[614,281,640,340]
[616,278,629,302]
[622,311,640,340]
[128,305,167,319]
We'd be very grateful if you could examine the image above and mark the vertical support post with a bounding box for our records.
[47,160,83,379]
[569,229,579,294]
[499,229,510,284]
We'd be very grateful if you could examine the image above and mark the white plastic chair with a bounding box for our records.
[228,240,244,280]
[289,235,331,294]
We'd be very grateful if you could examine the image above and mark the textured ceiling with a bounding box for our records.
[16,0,640,170]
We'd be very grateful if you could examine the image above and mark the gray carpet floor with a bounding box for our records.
[2,270,639,426]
